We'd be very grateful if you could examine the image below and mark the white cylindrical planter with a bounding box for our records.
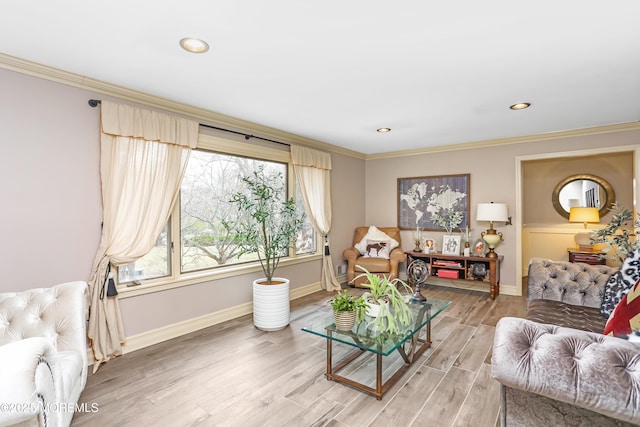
[252,278,290,331]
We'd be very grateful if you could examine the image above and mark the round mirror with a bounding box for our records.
[552,174,615,219]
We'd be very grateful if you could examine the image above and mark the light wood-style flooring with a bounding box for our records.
[72,284,526,427]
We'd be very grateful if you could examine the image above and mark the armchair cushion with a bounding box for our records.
[354,226,399,255]
[362,239,390,259]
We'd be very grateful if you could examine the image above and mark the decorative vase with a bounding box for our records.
[333,311,356,331]
[252,277,290,331]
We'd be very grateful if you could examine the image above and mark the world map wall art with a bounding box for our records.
[397,174,470,232]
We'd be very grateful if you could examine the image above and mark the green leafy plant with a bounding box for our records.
[224,167,305,284]
[427,185,466,234]
[329,290,368,323]
[591,202,640,263]
[354,266,414,335]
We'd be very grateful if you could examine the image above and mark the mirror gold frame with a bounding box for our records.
[552,174,615,219]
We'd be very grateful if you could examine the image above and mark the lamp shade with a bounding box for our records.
[476,203,509,222]
[569,207,600,224]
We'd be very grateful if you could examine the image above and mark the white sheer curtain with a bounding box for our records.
[87,101,199,372]
[291,145,341,291]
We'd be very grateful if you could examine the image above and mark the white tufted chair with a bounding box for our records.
[0,281,89,427]
[492,259,640,426]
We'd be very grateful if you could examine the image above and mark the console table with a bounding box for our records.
[567,248,606,265]
[406,251,503,299]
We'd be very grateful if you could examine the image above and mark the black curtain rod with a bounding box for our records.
[88,99,290,147]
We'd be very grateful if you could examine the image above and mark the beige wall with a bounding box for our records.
[0,68,102,288]
[0,67,366,338]
[365,131,639,295]
[522,151,633,225]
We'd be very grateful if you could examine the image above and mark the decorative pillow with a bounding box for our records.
[362,240,390,259]
[601,249,640,318]
[354,226,399,255]
[603,278,640,339]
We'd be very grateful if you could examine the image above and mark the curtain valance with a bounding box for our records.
[101,100,199,148]
[291,145,332,170]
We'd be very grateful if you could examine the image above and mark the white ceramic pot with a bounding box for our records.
[365,300,389,318]
[252,277,290,331]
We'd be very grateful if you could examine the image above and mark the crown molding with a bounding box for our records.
[4,52,637,163]
[0,52,366,160]
[366,121,640,160]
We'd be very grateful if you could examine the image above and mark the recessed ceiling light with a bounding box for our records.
[377,128,391,133]
[509,102,531,110]
[180,38,209,53]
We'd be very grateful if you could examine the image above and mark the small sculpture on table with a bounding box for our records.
[407,259,430,302]
[470,263,488,281]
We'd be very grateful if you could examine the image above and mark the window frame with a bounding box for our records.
[116,134,321,298]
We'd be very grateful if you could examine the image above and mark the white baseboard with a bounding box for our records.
[88,281,323,365]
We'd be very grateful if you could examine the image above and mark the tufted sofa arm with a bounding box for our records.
[0,337,57,426]
[527,258,618,309]
[493,317,640,425]
[0,281,89,427]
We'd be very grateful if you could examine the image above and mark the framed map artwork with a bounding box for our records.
[397,174,470,231]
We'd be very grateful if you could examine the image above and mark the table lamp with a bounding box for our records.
[476,202,509,258]
[569,207,600,249]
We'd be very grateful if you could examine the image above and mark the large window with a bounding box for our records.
[118,135,317,287]
[180,150,290,272]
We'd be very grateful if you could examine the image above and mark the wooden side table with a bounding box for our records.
[567,248,605,265]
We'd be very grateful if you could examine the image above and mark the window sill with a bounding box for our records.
[116,253,323,299]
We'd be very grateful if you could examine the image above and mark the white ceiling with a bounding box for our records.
[2,1,639,155]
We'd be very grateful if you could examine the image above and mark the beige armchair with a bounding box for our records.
[343,226,404,288]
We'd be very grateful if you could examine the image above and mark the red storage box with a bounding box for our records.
[437,269,459,279]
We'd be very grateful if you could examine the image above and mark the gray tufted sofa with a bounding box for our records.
[492,258,640,426]
[0,281,89,427]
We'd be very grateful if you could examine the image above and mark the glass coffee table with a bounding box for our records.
[302,298,450,400]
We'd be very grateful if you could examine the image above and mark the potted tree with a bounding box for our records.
[591,202,640,264]
[329,290,368,331]
[354,266,414,335]
[226,167,305,331]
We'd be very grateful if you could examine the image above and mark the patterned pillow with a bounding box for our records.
[601,249,640,318]
[354,226,399,255]
[362,240,390,259]
[603,278,640,339]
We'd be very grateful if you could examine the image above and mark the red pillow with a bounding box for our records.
[604,278,640,338]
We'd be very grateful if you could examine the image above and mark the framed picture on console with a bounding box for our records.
[397,174,470,230]
[424,239,436,253]
[442,235,461,255]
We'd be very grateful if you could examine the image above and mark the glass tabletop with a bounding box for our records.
[302,298,451,356]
